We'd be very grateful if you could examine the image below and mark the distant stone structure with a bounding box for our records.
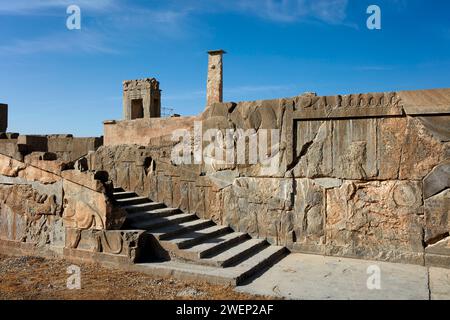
[123,78,161,120]
[0,103,7,133]
[206,50,226,106]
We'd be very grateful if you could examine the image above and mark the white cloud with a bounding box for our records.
[0,0,349,24]
[0,31,117,55]
[0,0,118,15]
[0,0,351,57]
[354,66,393,71]
[192,0,349,24]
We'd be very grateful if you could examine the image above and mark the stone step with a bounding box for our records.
[127,213,197,230]
[113,187,124,193]
[122,202,166,213]
[234,245,288,285]
[116,196,150,206]
[161,225,232,251]
[187,232,249,259]
[202,238,268,268]
[114,187,289,284]
[113,191,137,200]
[149,219,214,241]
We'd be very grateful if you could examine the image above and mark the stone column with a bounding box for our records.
[206,50,226,106]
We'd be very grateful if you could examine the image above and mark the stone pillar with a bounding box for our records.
[0,103,7,133]
[206,50,226,106]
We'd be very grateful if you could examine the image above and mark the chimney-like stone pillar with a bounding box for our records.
[206,50,226,106]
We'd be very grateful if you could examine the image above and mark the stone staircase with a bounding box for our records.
[113,187,288,285]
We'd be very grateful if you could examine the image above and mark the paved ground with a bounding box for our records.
[236,253,450,300]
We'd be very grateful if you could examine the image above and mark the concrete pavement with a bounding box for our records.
[235,253,450,300]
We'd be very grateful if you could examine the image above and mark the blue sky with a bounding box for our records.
[0,0,449,136]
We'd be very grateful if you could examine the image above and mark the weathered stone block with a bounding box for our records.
[424,189,450,244]
[423,161,450,199]
[66,228,145,262]
[326,181,424,263]
[63,179,126,230]
[292,179,326,246]
[377,117,407,179]
[399,117,446,180]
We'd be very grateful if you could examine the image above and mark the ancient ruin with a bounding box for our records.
[123,78,161,120]
[206,50,226,106]
[0,53,449,285]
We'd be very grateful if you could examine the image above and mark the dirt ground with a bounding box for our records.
[0,254,264,300]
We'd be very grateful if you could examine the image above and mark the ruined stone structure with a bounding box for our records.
[0,103,7,133]
[206,50,225,106]
[0,57,449,284]
[101,88,450,268]
[123,78,161,120]
[0,134,103,162]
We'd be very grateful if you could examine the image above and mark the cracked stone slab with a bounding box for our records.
[429,267,450,300]
[423,161,450,199]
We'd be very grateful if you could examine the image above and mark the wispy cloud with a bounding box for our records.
[0,0,349,24]
[0,0,350,57]
[0,0,118,15]
[354,66,393,71]
[0,31,117,55]
[194,0,349,24]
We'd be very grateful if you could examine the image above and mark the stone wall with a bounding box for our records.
[97,88,450,267]
[0,134,103,162]
[0,152,128,258]
[103,116,197,146]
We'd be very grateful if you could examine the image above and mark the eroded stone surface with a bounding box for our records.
[3,87,446,267]
[66,228,145,262]
[424,189,450,244]
[326,181,424,263]
[423,161,450,199]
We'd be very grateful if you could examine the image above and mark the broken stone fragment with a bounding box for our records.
[424,189,450,244]
[423,161,450,199]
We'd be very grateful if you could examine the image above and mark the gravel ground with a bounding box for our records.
[0,254,264,300]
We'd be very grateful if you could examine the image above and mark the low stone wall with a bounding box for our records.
[0,153,128,260]
[47,135,103,162]
[95,88,450,267]
[103,116,197,146]
[0,134,103,162]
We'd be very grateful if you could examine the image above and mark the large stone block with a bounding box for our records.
[294,120,333,178]
[399,117,446,180]
[423,161,450,199]
[0,183,64,247]
[223,177,294,245]
[65,228,145,262]
[325,180,424,263]
[377,117,407,179]
[424,189,450,244]
[63,179,126,230]
[292,179,326,248]
[332,118,378,180]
